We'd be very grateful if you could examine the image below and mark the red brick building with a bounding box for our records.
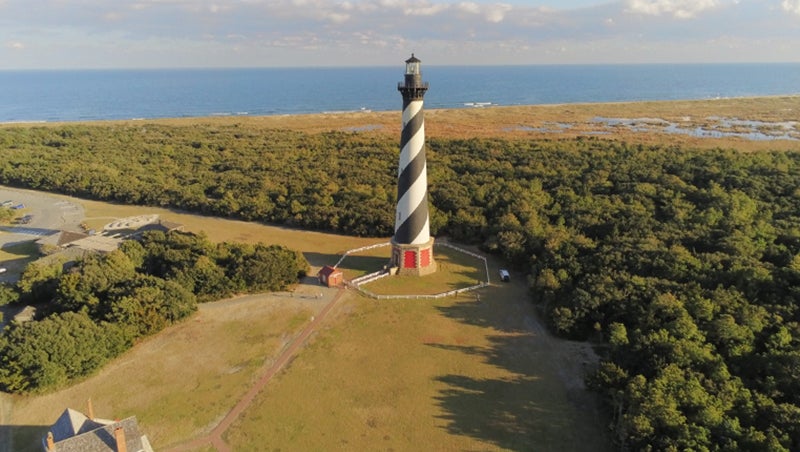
[317,266,343,287]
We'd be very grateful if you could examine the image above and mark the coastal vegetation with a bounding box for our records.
[1,117,800,449]
[0,229,308,393]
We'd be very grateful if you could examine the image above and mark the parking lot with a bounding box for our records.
[0,186,86,277]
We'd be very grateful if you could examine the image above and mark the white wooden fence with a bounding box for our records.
[341,240,491,300]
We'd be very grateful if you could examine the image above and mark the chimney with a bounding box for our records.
[87,398,95,420]
[114,427,127,452]
[46,431,56,451]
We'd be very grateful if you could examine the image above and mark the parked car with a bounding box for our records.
[499,269,510,282]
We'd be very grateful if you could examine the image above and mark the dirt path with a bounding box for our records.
[165,287,348,452]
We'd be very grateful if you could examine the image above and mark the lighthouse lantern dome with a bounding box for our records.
[405,54,421,75]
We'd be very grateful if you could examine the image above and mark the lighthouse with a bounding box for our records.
[391,54,437,276]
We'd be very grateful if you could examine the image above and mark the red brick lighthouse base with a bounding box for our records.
[391,237,437,276]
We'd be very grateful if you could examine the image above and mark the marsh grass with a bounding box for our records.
[40,95,798,151]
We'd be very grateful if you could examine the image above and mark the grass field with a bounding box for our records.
[0,194,609,451]
[223,272,608,451]
[353,244,487,295]
[5,293,317,451]
[0,240,38,271]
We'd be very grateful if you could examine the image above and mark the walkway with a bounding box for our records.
[165,287,347,452]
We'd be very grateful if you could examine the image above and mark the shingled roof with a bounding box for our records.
[45,408,154,452]
[36,230,89,248]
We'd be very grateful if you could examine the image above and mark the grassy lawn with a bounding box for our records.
[5,295,315,451]
[0,193,610,451]
[0,240,38,263]
[0,240,39,274]
[356,244,487,295]
[77,199,382,267]
[224,274,609,451]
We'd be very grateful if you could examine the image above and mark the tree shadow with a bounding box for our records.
[430,293,611,451]
[0,424,50,452]
[433,373,570,451]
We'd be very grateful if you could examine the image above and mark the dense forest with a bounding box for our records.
[0,229,308,393]
[1,124,799,449]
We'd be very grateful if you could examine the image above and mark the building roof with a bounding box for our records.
[317,265,341,277]
[133,219,185,236]
[67,235,123,253]
[36,230,90,248]
[50,408,105,441]
[47,409,154,452]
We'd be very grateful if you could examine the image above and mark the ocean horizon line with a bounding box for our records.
[2,63,799,123]
[5,94,800,127]
[2,61,800,73]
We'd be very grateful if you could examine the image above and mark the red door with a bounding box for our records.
[404,250,416,268]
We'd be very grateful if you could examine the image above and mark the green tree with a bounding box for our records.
[0,311,128,393]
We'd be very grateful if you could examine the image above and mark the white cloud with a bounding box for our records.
[405,3,449,16]
[782,0,800,15]
[485,4,512,23]
[0,0,798,68]
[626,0,719,19]
[457,2,481,14]
[326,12,350,22]
[456,1,512,22]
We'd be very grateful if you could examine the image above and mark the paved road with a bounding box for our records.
[0,186,85,277]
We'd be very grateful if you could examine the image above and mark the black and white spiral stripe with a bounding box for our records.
[394,98,430,245]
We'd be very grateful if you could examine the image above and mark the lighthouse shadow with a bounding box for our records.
[301,251,345,268]
[429,288,609,451]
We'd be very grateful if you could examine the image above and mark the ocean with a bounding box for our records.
[1,64,799,123]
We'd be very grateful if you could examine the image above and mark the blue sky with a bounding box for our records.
[1,0,799,69]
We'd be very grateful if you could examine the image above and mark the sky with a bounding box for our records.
[1,0,799,69]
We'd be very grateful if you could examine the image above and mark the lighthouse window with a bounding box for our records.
[406,62,420,75]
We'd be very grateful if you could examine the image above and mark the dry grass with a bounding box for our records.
[1,221,608,451]
[0,195,608,451]
[354,245,486,295]
[0,240,39,270]
[78,200,382,269]
[223,264,607,451]
[5,294,317,451]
